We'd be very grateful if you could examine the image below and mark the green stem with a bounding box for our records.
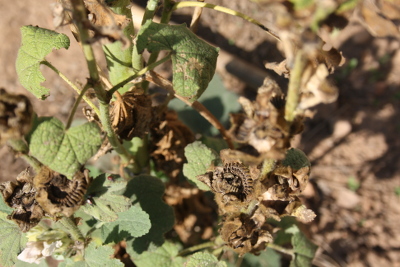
[160,0,174,23]
[41,61,99,116]
[7,139,42,172]
[171,1,280,41]
[108,54,172,95]
[284,50,306,124]
[65,83,91,130]
[58,216,84,242]
[177,241,215,256]
[70,0,108,103]
[267,243,294,258]
[145,0,174,74]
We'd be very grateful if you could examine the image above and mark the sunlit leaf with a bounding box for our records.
[133,241,185,267]
[80,174,131,222]
[29,117,102,178]
[286,225,318,267]
[185,252,227,267]
[183,141,219,190]
[137,21,218,102]
[100,206,151,243]
[0,212,28,267]
[16,26,70,99]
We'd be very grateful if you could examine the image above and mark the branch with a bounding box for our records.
[145,71,234,149]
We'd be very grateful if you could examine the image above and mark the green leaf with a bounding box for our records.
[59,243,123,267]
[100,206,151,243]
[282,148,310,170]
[133,241,185,267]
[185,252,227,267]
[16,26,70,99]
[80,174,131,222]
[137,21,218,102]
[124,175,174,256]
[103,0,135,94]
[0,212,28,267]
[241,248,281,267]
[29,117,102,178]
[0,195,12,214]
[15,259,49,267]
[286,225,318,267]
[183,141,219,190]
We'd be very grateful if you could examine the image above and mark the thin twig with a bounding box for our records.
[40,60,99,116]
[108,54,172,95]
[145,71,234,149]
[7,139,42,172]
[172,1,280,41]
[70,0,137,173]
[66,83,91,129]
[284,50,306,124]
[267,243,295,258]
[177,241,215,256]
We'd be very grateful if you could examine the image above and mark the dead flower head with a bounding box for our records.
[151,110,195,178]
[0,168,43,232]
[34,167,92,218]
[110,91,152,141]
[0,89,33,145]
[229,79,303,160]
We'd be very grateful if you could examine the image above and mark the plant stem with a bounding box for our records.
[284,50,306,124]
[41,60,99,116]
[65,83,91,130]
[7,139,42,172]
[58,216,84,242]
[108,54,172,95]
[160,0,174,23]
[267,243,295,258]
[177,241,215,256]
[144,71,234,149]
[70,0,138,174]
[171,1,280,41]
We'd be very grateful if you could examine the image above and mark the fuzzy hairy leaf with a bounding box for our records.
[80,174,131,222]
[124,175,174,256]
[286,225,318,267]
[183,141,219,190]
[241,249,281,267]
[0,212,28,267]
[133,241,185,267]
[15,259,49,267]
[29,117,102,178]
[185,252,227,267]
[0,195,12,214]
[100,206,151,243]
[16,26,70,99]
[59,243,123,267]
[137,21,218,102]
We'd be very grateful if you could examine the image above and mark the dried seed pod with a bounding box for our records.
[110,91,152,140]
[198,162,254,202]
[0,89,33,145]
[151,110,195,178]
[0,168,44,232]
[35,167,92,217]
